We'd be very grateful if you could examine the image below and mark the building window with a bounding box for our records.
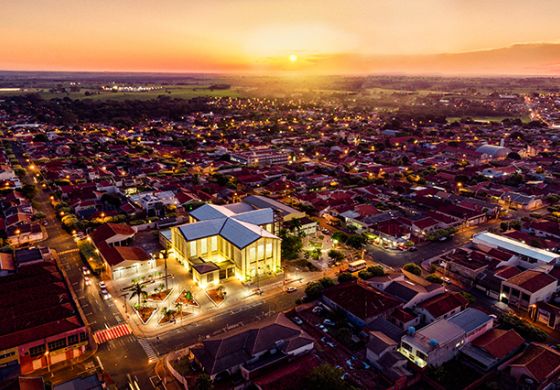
[29,344,46,357]
[416,351,427,360]
[48,338,67,351]
[502,286,510,294]
[211,236,218,252]
[80,332,88,342]
[200,239,207,255]
[401,342,412,352]
[68,334,79,345]
[521,293,530,301]
[189,241,197,257]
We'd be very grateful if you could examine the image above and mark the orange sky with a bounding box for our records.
[2,0,560,75]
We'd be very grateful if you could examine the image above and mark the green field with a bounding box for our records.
[0,85,243,101]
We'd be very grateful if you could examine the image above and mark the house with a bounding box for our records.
[500,192,543,211]
[473,232,560,271]
[171,203,282,285]
[0,261,89,374]
[416,292,469,323]
[366,331,413,386]
[527,220,560,241]
[461,328,525,371]
[321,281,402,327]
[398,308,493,368]
[500,270,557,310]
[383,279,445,310]
[532,301,560,331]
[190,313,313,380]
[503,343,560,389]
[90,223,154,280]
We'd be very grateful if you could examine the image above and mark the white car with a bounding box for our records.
[286,286,297,293]
[82,266,90,276]
[84,276,91,286]
[100,289,111,300]
[99,281,107,289]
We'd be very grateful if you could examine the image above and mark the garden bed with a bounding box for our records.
[159,309,178,325]
[175,289,199,307]
[135,306,156,324]
[207,288,226,306]
[147,288,173,301]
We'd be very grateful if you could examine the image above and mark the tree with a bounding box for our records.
[193,373,213,390]
[319,277,335,288]
[403,263,422,276]
[281,234,303,260]
[304,364,354,390]
[367,265,385,277]
[337,272,356,283]
[426,274,443,284]
[305,282,325,300]
[129,282,148,307]
[328,249,344,262]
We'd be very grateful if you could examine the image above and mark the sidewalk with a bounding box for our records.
[114,273,311,338]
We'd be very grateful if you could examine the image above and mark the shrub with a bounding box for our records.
[403,263,422,276]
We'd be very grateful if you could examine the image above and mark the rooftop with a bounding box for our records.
[473,232,560,264]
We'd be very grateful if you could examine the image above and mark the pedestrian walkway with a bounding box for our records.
[138,338,158,362]
[93,324,132,344]
[58,248,80,256]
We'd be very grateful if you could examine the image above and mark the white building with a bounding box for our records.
[473,232,560,271]
[399,308,493,367]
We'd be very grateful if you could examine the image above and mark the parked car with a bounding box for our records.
[292,316,303,325]
[438,236,449,242]
[99,281,106,289]
[84,276,91,286]
[82,266,90,275]
[323,318,336,326]
[312,305,323,314]
[286,286,297,293]
[321,336,336,348]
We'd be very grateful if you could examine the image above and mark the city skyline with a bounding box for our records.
[2,0,560,75]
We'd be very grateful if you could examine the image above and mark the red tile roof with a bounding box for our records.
[323,281,401,322]
[505,270,557,293]
[509,343,560,383]
[471,328,524,359]
[418,292,468,319]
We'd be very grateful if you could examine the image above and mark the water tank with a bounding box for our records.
[428,339,439,347]
[407,326,416,336]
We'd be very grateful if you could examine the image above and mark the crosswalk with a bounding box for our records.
[93,324,132,344]
[138,338,158,362]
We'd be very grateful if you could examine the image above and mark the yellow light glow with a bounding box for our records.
[289,54,298,63]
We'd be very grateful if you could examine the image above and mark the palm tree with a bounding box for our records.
[185,290,193,303]
[129,282,148,307]
[175,302,183,321]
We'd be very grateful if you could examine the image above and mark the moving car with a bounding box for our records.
[286,286,297,293]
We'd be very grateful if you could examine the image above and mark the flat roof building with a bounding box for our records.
[399,308,493,368]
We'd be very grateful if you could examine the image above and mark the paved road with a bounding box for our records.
[366,220,502,268]
[13,143,156,390]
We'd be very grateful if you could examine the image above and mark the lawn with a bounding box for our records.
[0,85,243,100]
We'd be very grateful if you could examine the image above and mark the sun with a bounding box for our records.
[289,54,298,63]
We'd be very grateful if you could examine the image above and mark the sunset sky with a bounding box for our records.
[2,0,560,75]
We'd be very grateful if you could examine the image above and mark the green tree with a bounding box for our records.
[193,373,213,390]
[304,364,355,390]
[337,272,356,283]
[281,234,303,260]
[328,249,344,262]
[305,282,325,300]
[129,282,148,307]
[403,263,422,276]
[367,265,385,277]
